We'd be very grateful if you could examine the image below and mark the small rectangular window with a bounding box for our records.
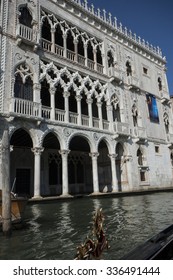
[143,67,148,74]
[140,171,146,181]
[155,146,159,153]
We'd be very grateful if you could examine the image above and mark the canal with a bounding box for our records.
[0,192,173,260]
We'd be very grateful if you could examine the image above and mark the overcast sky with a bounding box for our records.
[86,0,173,94]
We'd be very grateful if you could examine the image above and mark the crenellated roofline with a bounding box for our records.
[53,0,166,63]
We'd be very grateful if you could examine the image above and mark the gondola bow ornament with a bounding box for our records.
[74,208,109,260]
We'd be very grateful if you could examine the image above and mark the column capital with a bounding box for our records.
[31,147,44,155]
[89,152,99,159]
[51,27,56,33]
[76,95,82,101]
[63,91,70,98]
[86,98,93,104]
[59,149,70,156]
[50,87,56,95]
[33,83,41,91]
[108,153,117,159]
[97,101,102,107]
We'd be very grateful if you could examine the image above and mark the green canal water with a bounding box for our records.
[0,192,173,259]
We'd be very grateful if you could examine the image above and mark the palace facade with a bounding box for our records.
[0,0,173,198]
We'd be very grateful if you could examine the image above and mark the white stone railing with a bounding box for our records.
[42,106,51,119]
[42,38,52,52]
[97,63,104,74]
[114,121,130,135]
[108,66,123,82]
[16,24,34,41]
[69,112,78,124]
[12,97,40,117]
[55,109,65,121]
[133,127,147,139]
[55,44,64,57]
[82,115,89,126]
[87,58,95,70]
[103,120,109,130]
[67,49,75,61]
[71,0,163,59]
[126,75,140,88]
[78,54,85,65]
[93,117,99,128]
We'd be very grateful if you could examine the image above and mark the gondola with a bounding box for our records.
[121,224,173,260]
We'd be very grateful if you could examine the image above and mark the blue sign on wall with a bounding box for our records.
[146,93,159,123]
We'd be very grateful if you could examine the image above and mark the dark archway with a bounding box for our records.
[42,133,62,196]
[98,140,111,192]
[10,128,33,196]
[69,135,92,195]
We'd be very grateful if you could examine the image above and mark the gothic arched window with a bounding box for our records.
[55,24,63,47]
[96,45,102,65]
[87,41,94,61]
[126,61,132,76]
[67,30,74,52]
[19,6,32,28]
[42,17,51,41]
[107,51,114,67]
[14,64,33,101]
[158,77,162,91]
[137,148,143,166]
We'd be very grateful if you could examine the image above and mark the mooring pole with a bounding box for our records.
[1,128,11,236]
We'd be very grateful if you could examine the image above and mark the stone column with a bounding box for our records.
[1,129,11,235]
[89,152,99,193]
[32,147,44,198]
[76,95,82,125]
[63,91,70,123]
[59,150,70,196]
[97,101,103,130]
[84,42,88,67]
[50,88,56,120]
[63,34,67,58]
[107,104,114,132]
[93,47,97,71]
[108,154,118,192]
[74,39,78,62]
[87,98,93,127]
[51,28,55,53]
[33,83,41,117]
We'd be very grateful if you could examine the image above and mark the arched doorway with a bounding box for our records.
[98,140,111,192]
[10,128,33,196]
[69,135,92,195]
[42,132,61,196]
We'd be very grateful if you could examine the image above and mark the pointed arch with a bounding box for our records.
[18,6,33,28]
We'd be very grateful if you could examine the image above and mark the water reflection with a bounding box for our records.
[0,192,173,259]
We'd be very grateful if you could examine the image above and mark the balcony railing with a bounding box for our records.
[87,59,95,70]
[126,75,140,89]
[69,112,78,124]
[108,67,123,83]
[55,45,64,57]
[11,97,40,117]
[42,39,52,52]
[67,49,75,61]
[16,24,34,42]
[55,109,65,122]
[78,54,85,66]
[93,117,99,128]
[133,127,147,139]
[81,115,89,127]
[42,106,51,119]
[103,120,109,130]
[114,121,130,136]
